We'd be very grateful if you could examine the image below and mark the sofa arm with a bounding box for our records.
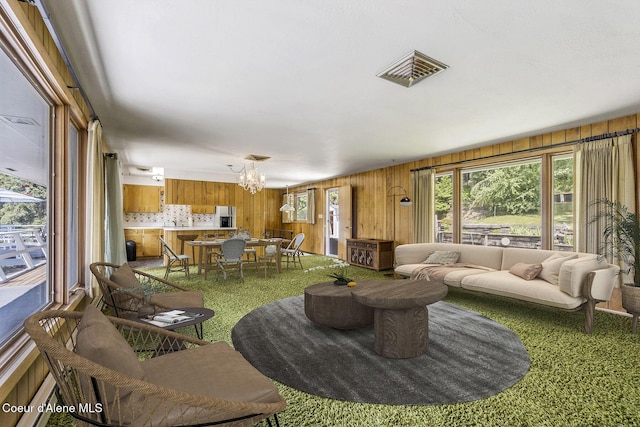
[583,266,619,302]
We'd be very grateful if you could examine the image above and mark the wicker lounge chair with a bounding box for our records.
[90,262,204,318]
[24,306,286,427]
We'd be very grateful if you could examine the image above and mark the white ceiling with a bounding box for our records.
[39,0,640,188]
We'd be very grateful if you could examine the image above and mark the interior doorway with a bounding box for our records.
[325,188,339,256]
[325,185,352,259]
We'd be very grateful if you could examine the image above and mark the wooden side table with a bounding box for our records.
[351,279,448,359]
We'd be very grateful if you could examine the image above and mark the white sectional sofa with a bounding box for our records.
[394,243,620,333]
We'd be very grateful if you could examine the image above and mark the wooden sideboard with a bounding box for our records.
[346,239,394,271]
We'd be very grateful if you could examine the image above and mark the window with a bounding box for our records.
[295,192,308,221]
[435,173,453,242]
[0,46,51,347]
[552,154,574,251]
[67,124,80,289]
[461,160,542,247]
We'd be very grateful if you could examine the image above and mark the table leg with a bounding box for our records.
[197,245,205,275]
[275,245,282,274]
[373,306,429,359]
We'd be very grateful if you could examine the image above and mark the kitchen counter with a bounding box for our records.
[163,226,237,231]
[124,225,237,231]
[162,227,238,265]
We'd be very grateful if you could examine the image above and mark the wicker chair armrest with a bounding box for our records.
[133,269,190,292]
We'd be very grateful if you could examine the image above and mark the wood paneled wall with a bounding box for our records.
[165,178,283,234]
[283,113,640,258]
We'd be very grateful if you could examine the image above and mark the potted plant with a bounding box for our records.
[589,199,640,316]
[327,263,356,286]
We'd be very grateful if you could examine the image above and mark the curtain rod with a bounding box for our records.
[411,127,640,172]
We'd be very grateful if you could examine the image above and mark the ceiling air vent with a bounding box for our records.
[245,154,270,162]
[377,50,448,88]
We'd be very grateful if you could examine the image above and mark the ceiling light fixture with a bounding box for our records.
[229,163,266,194]
[279,185,295,212]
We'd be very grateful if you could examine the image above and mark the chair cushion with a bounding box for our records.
[110,263,141,289]
[143,341,281,403]
[141,341,283,425]
[149,290,204,309]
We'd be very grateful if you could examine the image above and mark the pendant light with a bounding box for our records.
[279,185,295,212]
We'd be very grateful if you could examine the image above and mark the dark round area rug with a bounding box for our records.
[231,295,530,405]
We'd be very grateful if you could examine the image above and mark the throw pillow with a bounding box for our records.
[420,251,435,264]
[423,251,460,265]
[76,305,145,379]
[538,253,578,285]
[509,262,543,281]
[110,263,141,289]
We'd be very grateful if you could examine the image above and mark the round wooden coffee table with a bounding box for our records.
[351,279,448,359]
[304,281,374,329]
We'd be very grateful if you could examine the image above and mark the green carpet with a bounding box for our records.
[48,255,640,427]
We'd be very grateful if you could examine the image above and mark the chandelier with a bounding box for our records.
[237,163,265,194]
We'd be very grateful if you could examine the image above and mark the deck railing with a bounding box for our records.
[0,227,47,283]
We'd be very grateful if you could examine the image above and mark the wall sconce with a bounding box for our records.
[387,185,412,207]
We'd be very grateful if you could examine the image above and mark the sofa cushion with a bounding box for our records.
[558,255,607,297]
[500,247,559,270]
[438,266,496,287]
[423,250,460,265]
[461,271,586,309]
[394,264,426,277]
[110,263,141,289]
[538,253,578,285]
[509,262,543,280]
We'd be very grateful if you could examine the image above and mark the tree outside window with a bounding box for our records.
[295,193,308,221]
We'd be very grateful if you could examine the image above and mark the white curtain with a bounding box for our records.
[307,188,316,224]
[84,120,104,297]
[104,154,127,265]
[574,134,636,256]
[412,168,436,243]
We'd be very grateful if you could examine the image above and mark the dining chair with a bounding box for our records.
[159,237,191,279]
[258,243,279,278]
[282,233,305,269]
[213,238,247,281]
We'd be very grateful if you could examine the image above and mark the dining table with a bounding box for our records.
[187,238,288,276]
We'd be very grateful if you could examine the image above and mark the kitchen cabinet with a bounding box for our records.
[346,239,394,271]
[123,185,162,213]
[191,204,215,214]
[124,228,162,257]
[165,178,235,207]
